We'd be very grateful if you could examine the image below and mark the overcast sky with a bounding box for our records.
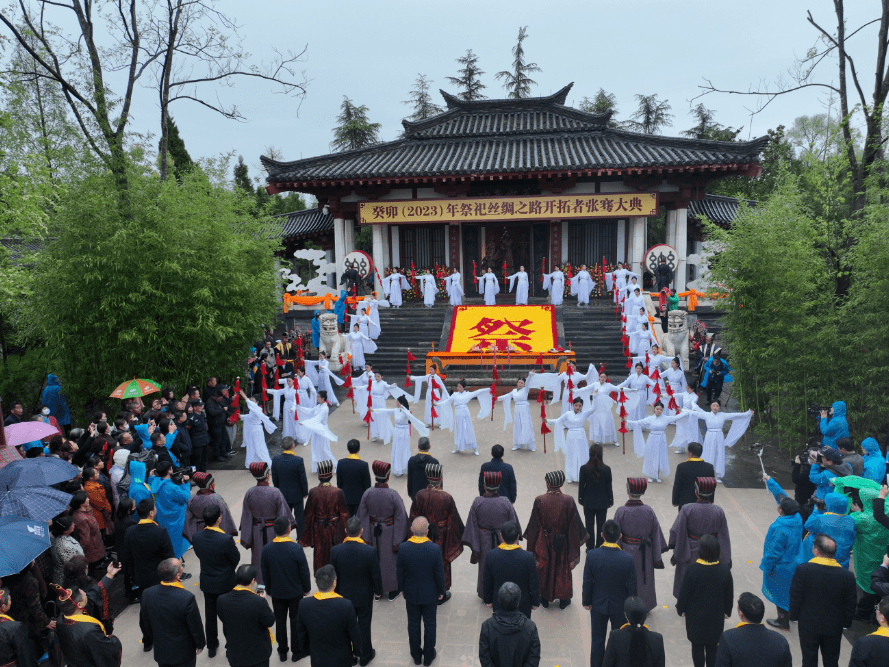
[112,0,880,182]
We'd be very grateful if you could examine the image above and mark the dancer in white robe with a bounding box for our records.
[267,378,299,441]
[357,296,387,339]
[349,311,373,338]
[476,269,500,305]
[238,391,276,470]
[549,362,597,415]
[444,269,463,306]
[629,322,656,355]
[618,363,657,421]
[635,345,679,407]
[672,382,705,454]
[372,396,430,476]
[304,352,345,406]
[298,390,338,473]
[607,265,640,303]
[293,368,316,445]
[346,325,377,370]
[438,379,491,455]
[587,372,622,445]
[543,269,565,305]
[417,273,437,307]
[382,270,410,308]
[686,403,754,481]
[661,357,686,416]
[507,267,529,305]
[409,369,454,430]
[364,372,411,443]
[628,402,687,483]
[498,371,536,451]
[570,266,594,306]
[547,397,594,482]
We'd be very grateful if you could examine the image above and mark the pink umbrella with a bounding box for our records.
[3,422,60,449]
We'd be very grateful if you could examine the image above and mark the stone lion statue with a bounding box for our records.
[660,309,689,369]
[318,313,345,372]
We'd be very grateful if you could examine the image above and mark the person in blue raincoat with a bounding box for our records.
[333,290,348,332]
[760,474,803,631]
[808,446,853,499]
[134,420,180,465]
[801,491,856,569]
[819,401,848,450]
[311,311,322,349]
[152,460,192,559]
[700,352,732,405]
[128,460,161,504]
[40,374,71,429]
[861,437,887,484]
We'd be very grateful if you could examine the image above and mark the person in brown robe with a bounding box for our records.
[183,472,237,541]
[300,459,349,573]
[462,471,520,597]
[239,462,295,585]
[668,476,732,599]
[613,477,667,612]
[408,463,464,591]
[524,470,588,609]
[357,460,408,600]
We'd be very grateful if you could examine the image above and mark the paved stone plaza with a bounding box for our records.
[112,400,858,667]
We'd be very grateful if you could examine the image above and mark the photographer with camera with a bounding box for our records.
[801,491,856,570]
[836,437,864,476]
[808,447,853,500]
[154,460,194,571]
[791,448,818,522]
[819,401,848,450]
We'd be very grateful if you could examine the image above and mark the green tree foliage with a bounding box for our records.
[495,27,541,99]
[445,49,486,101]
[625,94,673,135]
[403,74,443,122]
[708,126,795,201]
[681,103,742,141]
[164,118,194,182]
[28,158,280,409]
[578,89,621,127]
[234,155,305,216]
[233,155,252,195]
[330,97,381,152]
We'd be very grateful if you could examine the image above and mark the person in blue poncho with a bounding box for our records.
[700,352,732,404]
[760,474,803,631]
[333,289,348,332]
[153,460,192,560]
[860,437,887,484]
[128,460,162,505]
[808,446,853,499]
[801,492,855,569]
[40,373,71,430]
[819,401,848,450]
[134,419,180,466]
[311,311,322,349]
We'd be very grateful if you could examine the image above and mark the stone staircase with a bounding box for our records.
[367,305,449,384]
[559,303,628,381]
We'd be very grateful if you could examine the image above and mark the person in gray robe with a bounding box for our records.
[463,471,521,597]
[614,477,667,611]
[357,460,408,600]
[668,476,731,599]
[239,462,295,585]
[183,472,238,541]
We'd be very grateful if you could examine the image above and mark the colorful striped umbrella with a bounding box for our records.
[109,378,161,399]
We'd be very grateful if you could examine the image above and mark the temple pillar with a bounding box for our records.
[390,225,400,266]
[666,208,688,292]
[333,217,346,282]
[560,221,569,263]
[628,216,646,275]
[372,224,388,291]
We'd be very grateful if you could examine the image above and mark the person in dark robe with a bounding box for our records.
[614,478,667,612]
[239,462,295,586]
[483,521,540,619]
[408,463,464,592]
[406,437,438,500]
[601,597,666,667]
[272,437,310,538]
[53,584,122,667]
[671,443,716,511]
[337,440,371,517]
[357,460,408,601]
[578,443,613,550]
[183,472,237,541]
[675,535,734,667]
[462,471,520,598]
[300,459,349,573]
[655,257,673,292]
[0,588,37,667]
[668,477,731,599]
[524,470,589,610]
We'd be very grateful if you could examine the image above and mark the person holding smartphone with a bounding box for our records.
[217,565,276,667]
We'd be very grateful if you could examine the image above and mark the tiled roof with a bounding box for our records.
[263,83,766,186]
[688,194,757,227]
[269,207,333,240]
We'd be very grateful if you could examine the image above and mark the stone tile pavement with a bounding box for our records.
[110,399,859,667]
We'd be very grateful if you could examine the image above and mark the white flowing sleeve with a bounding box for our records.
[301,414,338,442]
[605,272,614,291]
[547,413,568,452]
[543,272,552,292]
[627,415,652,458]
[400,407,430,438]
[507,273,518,293]
[569,275,579,296]
[410,375,429,404]
[473,388,494,420]
[359,333,377,355]
[303,360,320,386]
[722,411,754,449]
[499,391,515,430]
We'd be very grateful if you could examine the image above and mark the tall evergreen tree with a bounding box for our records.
[233,155,252,194]
[495,27,541,99]
[330,97,381,152]
[402,74,443,122]
[160,118,194,181]
[681,103,742,141]
[578,88,621,128]
[445,49,486,101]
[625,94,673,135]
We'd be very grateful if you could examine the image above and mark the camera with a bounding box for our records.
[806,403,832,417]
[256,584,266,594]
[171,466,196,485]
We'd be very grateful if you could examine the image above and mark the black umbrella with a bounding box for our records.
[0,486,72,522]
[0,515,52,577]
[0,458,79,489]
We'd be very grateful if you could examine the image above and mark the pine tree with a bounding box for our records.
[681,103,742,141]
[445,49,487,101]
[330,97,382,152]
[163,118,194,181]
[495,27,541,99]
[578,89,621,128]
[403,74,443,122]
[233,155,252,194]
[625,94,673,135]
